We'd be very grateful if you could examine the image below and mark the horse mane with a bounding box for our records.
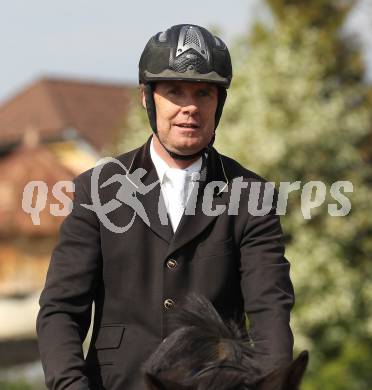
[143,294,264,389]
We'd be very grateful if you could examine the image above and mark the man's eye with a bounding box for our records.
[198,90,212,97]
[168,89,181,95]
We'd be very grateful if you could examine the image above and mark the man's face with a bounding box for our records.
[149,81,218,156]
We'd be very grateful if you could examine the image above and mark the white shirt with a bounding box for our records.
[150,138,202,232]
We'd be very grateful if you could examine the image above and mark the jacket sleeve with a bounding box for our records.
[239,188,294,371]
[36,174,101,390]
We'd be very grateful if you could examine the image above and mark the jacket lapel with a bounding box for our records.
[127,137,173,243]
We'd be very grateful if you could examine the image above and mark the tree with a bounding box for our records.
[114,4,372,385]
[215,1,372,388]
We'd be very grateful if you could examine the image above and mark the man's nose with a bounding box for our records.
[180,97,199,115]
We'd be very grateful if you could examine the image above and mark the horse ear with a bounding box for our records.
[144,373,166,390]
[144,372,187,390]
[256,351,309,390]
[282,351,309,389]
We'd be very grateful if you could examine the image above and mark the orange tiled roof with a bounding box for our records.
[0,77,134,152]
[0,143,78,237]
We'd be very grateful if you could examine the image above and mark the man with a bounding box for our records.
[37,24,294,390]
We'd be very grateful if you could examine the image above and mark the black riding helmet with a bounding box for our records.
[139,24,232,160]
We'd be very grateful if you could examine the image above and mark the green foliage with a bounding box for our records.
[267,0,355,30]
[0,381,36,390]
[116,4,372,386]
[215,1,372,388]
[301,339,372,390]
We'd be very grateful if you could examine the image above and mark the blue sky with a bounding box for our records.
[1,0,371,104]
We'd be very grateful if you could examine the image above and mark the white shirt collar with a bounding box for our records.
[150,137,202,183]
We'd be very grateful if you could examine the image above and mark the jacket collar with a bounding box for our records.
[126,137,230,253]
[127,136,229,186]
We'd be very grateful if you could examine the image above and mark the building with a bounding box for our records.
[0,77,133,349]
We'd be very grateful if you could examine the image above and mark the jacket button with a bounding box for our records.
[166,259,178,269]
[164,298,175,310]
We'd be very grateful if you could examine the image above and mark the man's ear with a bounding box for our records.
[140,84,147,109]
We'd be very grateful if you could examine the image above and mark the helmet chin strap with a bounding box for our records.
[155,132,214,161]
[144,83,225,161]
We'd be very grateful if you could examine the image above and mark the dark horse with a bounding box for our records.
[143,294,308,389]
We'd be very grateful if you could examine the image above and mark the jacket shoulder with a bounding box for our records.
[74,147,141,187]
[219,152,271,185]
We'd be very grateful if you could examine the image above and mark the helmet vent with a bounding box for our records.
[176,25,208,60]
[184,27,201,47]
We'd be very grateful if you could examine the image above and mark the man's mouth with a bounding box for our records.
[175,123,200,129]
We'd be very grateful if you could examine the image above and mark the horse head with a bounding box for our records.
[143,294,308,389]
